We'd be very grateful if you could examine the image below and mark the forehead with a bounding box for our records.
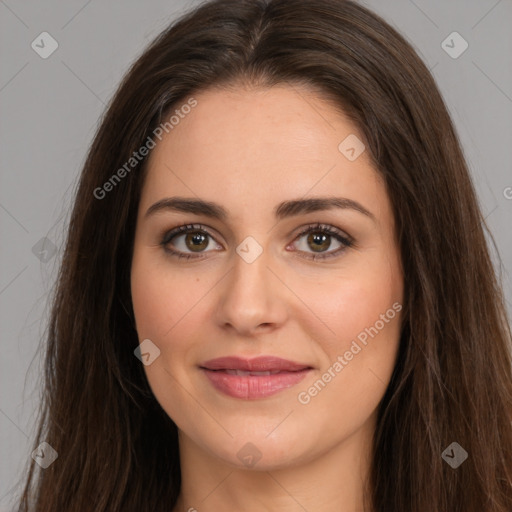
[152,85,360,164]
[141,85,386,220]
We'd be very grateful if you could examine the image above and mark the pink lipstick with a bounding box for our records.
[200,356,312,399]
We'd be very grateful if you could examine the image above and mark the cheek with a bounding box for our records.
[294,256,403,409]
[130,257,206,425]
[302,258,402,351]
[130,254,211,340]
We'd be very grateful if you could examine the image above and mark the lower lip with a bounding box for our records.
[201,368,311,399]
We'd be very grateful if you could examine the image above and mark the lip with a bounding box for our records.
[200,356,313,400]
[201,356,311,372]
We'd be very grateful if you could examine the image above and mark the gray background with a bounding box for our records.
[1,0,511,508]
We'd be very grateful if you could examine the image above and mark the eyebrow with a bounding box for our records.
[144,196,376,222]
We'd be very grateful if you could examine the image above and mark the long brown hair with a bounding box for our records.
[17,0,512,510]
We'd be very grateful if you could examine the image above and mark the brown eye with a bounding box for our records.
[306,232,332,252]
[161,224,221,259]
[292,224,353,261]
[184,232,209,252]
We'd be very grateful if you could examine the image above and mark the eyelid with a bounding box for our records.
[160,223,220,244]
[291,222,352,244]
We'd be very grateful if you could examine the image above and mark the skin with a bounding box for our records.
[130,84,404,512]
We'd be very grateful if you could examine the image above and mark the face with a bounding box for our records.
[130,85,403,470]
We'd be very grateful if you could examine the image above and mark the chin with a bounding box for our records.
[196,427,317,471]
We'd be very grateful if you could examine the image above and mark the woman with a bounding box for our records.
[17,0,512,510]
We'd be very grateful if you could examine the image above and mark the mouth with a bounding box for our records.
[199,356,313,400]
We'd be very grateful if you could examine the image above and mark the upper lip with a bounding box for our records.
[200,356,312,372]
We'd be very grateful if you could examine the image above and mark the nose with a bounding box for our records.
[214,247,288,337]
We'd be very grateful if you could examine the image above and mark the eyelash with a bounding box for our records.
[160,223,354,261]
